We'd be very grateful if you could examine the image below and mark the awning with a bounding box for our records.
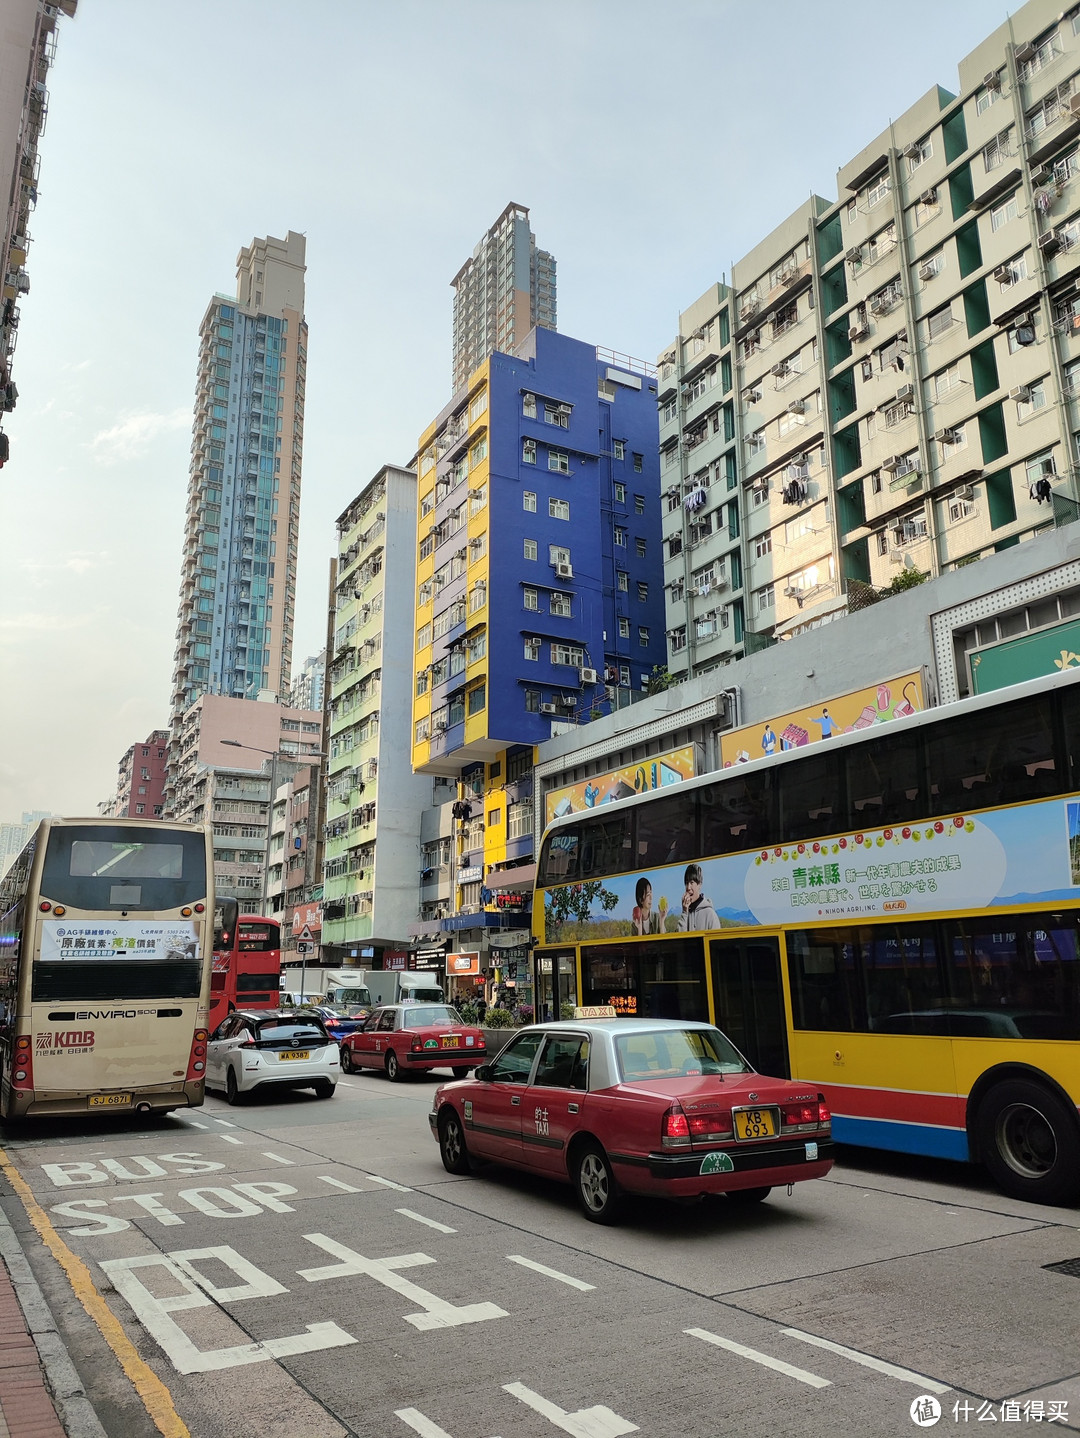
[485,864,537,891]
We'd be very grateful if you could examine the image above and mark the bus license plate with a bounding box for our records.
[278,1050,309,1062]
[734,1107,777,1140]
[440,1036,460,1048]
[89,1094,131,1108]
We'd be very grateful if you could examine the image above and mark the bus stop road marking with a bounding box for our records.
[218,1135,243,1145]
[396,1407,501,1438]
[318,1176,360,1194]
[0,1144,191,1438]
[685,1327,831,1389]
[503,1382,638,1436]
[395,1209,457,1234]
[505,1255,595,1292]
[779,1328,952,1393]
[261,1152,294,1166]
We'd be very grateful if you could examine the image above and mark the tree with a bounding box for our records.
[545,881,619,928]
[645,664,679,695]
[882,566,929,595]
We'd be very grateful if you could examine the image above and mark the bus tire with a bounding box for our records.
[975,1078,1080,1206]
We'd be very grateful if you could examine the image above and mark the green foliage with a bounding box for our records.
[645,664,679,695]
[456,1000,479,1026]
[545,881,619,929]
[559,1002,577,1020]
[882,566,929,594]
[485,1007,514,1029]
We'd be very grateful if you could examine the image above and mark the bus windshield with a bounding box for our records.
[42,825,207,911]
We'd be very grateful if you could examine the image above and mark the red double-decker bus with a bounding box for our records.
[210,900,281,1029]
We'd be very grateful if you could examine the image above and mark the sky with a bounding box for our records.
[0,0,1014,820]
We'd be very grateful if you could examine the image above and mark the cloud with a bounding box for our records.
[0,611,96,636]
[90,407,190,463]
[18,551,112,577]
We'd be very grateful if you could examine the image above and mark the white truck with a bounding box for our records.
[332,970,444,1008]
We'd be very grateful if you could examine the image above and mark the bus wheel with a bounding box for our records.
[976,1079,1080,1206]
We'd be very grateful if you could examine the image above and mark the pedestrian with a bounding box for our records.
[475,991,487,1024]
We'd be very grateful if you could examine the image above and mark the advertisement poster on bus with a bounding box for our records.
[542,796,1080,942]
[544,745,698,827]
[718,672,925,769]
[40,920,200,962]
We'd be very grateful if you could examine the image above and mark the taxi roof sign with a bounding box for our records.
[573,1005,618,1020]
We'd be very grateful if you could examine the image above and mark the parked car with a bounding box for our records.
[428,1018,834,1223]
[340,1004,487,1081]
[206,1009,339,1104]
[302,1003,369,1038]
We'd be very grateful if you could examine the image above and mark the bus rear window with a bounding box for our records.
[42,827,207,911]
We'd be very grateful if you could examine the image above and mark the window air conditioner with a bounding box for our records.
[523,393,535,406]
[849,322,869,341]
[954,485,975,501]
[870,294,893,315]
[845,248,862,263]
[434,719,447,731]
[557,695,576,708]
[993,264,1014,283]
[934,428,954,442]
[770,362,790,377]
[555,561,574,579]
[984,71,1001,89]
[556,403,573,415]
[783,586,801,598]
[1010,385,1032,401]
[902,142,921,159]
[919,189,938,205]
[881,455,901,471]
[896,383,914,401]
[918,261,939,283]
[1039,232,1061,254]
[786,399,806,415]
[579,667,598,685]
[1015,42,1036,63]
[745,388,762,403]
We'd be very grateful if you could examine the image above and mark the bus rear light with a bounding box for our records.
[15,1036,30,1050]
[12,1039,31,1088]
[52,905,66,916]
[186,1029,209,1082]
[38,902,51,912]
[181,907,193,917]
[194,903,205,913]
[662,1108,691,1148]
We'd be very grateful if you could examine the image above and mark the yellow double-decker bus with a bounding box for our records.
[534,669,1080,1206]
[0,817,214,1119]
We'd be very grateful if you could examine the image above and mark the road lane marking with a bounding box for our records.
[261,1151,294,1165]
[210,1118,237,1127]
[176,1119,208,1129]
[684,1327,831,1389]
[219,1135,243,1145]
[503,1381,638,1436]
[779,1328,951,1393]
[319,1175,361,1193]
[365,1173,412,1192]
[0,1144,192,1438]
[396,1209,457,1234]
[505,1255,595,1292]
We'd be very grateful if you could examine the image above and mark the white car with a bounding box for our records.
[206,1009,339,1105]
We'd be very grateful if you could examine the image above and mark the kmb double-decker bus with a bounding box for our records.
[0,818,214,1118]
[210,901,281,1029]
[534,670,1080,1206]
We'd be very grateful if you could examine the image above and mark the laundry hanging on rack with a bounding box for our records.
[1030,476,1053,504]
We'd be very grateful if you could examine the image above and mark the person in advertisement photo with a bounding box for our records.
[632,878,660,936]
[676,863,722,932]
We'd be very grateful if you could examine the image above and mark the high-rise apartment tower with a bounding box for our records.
[167,231,307,808]
[450,203,556,393]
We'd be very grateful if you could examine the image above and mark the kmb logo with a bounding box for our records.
[36,1031,95,1050]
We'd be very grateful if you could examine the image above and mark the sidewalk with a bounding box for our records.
[0,1256,65,1438]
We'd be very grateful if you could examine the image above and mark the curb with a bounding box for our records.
[0,1198,107,1438]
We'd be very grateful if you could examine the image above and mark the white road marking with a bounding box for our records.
[395,1410,501,1438]
[219,1134,243,1145]
[780,1328,951,1393]
[177,1119,209,1129]
[261,1152,295,1165]
[211,1118,237,1127]
[684,1327,831,1389]
[318,1175,360,1194]
[396,1209,457,1234]
[503,1381,638,1436]
[297,1233,506,1330]
[505,1255,594,1292]
[365,1173,412,1192]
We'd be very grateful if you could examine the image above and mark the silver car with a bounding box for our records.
[206,1009,339,1105]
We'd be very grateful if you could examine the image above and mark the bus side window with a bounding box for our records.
[539,828,580,885]
[579,816,632,880]
[925,696,1057,815]
[1060,684,1080,791]
[845,727,924,830]
[778,751,843,844]
[635,794,697,869]
[700,776,770,856]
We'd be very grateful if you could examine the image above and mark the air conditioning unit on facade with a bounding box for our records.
[881,455,901,471]
[771,362,790,377]
[954,485,976,501]
[1039,232,1062,255]
[579,667,598,685]
[845,247,862,263]
[557,695,576,709]
[902,142,921,158]
[849,321,869,341]
[984,70,1001,89]
[539,703,557,716]
[745,388,762,403]
[1014,41,1037,63]
[896,384,914,401]
[555,561,574,579]
[787,399,806,415]
[934,428,955,442]
[993,264,1015,283]
[920,189,938,205]
[1010,385,1032,401]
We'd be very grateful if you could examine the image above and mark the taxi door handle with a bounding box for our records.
[567,1103,579,1114]
[511,1095,520,1106]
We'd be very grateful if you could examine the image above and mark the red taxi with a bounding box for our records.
[340,1003,486,1081]
[428,1016,833,1223]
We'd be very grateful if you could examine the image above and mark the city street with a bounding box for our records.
[0,1071,1077,1438]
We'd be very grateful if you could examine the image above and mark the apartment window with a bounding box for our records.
[524,539,537,560]
[634,494,645,514]
[548,450,570,473]
[470,485,487,515]
[754,534,772,558]
[638,626,650,647]
[865,171,890,207]
[613,439,625,459]
[550,591,572,617]
[938,423,968,454]
[908,136,933,172]
[549,497,570,520]
[544,404,569,428]
[469,580,487,612]
[487,808,501,828]
[876,530,889,556]
[523,490,537,512]
[417,622,432,650]
[1017,379,1048,417]
[635,537,647,558]
[931,363,963,400]
[884,398,914,429]
[415,716,430,743]
[416,670,428,696]
[549,545,571,567]
[523,438,536,464]
[470,437,487,465]
[524,638,541,661]
[466,632,487,664]
[614,481,626,502]
[983,129,1012,172]
[618,616,630,638]
[948,495,976,522]
[524,688,541,712]
[633,453,643,472]
[470,389,488,421]
[670,626,687,652]
[522,392,537,418]
[747,430,766,456]
[468,685,486,716]
[135,804,145,815]
[914,195,940,228]
[619,665,631,686]
[990,195,1019,231]
[617,570,629,592]
[662,397,678,423]
[926,305,953,340]
[751,482,769,507]
[637,581,649,602]
[977,76,1002,113]
[614,525,627,546]
[523,587,539,611]
[1025,449,1057,487]
[419,535,434,560]
[551,643,584,667]
[755,584,775,614]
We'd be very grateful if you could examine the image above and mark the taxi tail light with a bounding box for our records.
[662,1107,691,1149]
[186,1028,209,1080]
[781,1103,819,1129]
[688,1111,733,1140]
[13,1035,32,1088]
[411,1038,424,1052]
[818,1099,831,1128]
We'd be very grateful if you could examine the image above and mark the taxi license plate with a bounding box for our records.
[440,1036,460,1048]
[278,1050,309,1062]
[89,1094,131,1108]
[734,1107,778,1140]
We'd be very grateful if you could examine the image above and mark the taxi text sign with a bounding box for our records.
[573,1005,617,1019]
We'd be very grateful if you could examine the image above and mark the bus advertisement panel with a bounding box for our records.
[0,819,214,1119]
[543,745,698,826]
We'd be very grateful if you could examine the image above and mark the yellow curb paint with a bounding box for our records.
[0,1149,190,1438]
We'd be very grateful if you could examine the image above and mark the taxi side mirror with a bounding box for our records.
[474,1064,493,1082]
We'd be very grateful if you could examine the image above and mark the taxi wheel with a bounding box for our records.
[726,1186,772,1205]
[573,1142,622,1225]
[340,1046,354,1074]
[975,1078,1080,1205]
[225,1068,245,1107]
[385,1050,402,1082]
[438,1108,471,1175]
[451,1066,472,1079]
[313,1079,335,1100]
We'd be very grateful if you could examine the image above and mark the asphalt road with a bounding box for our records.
[1,1069,1078,1438]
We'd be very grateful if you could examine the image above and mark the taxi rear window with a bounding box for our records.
[614,1028,750,1082]
[402,1006,463,1029]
